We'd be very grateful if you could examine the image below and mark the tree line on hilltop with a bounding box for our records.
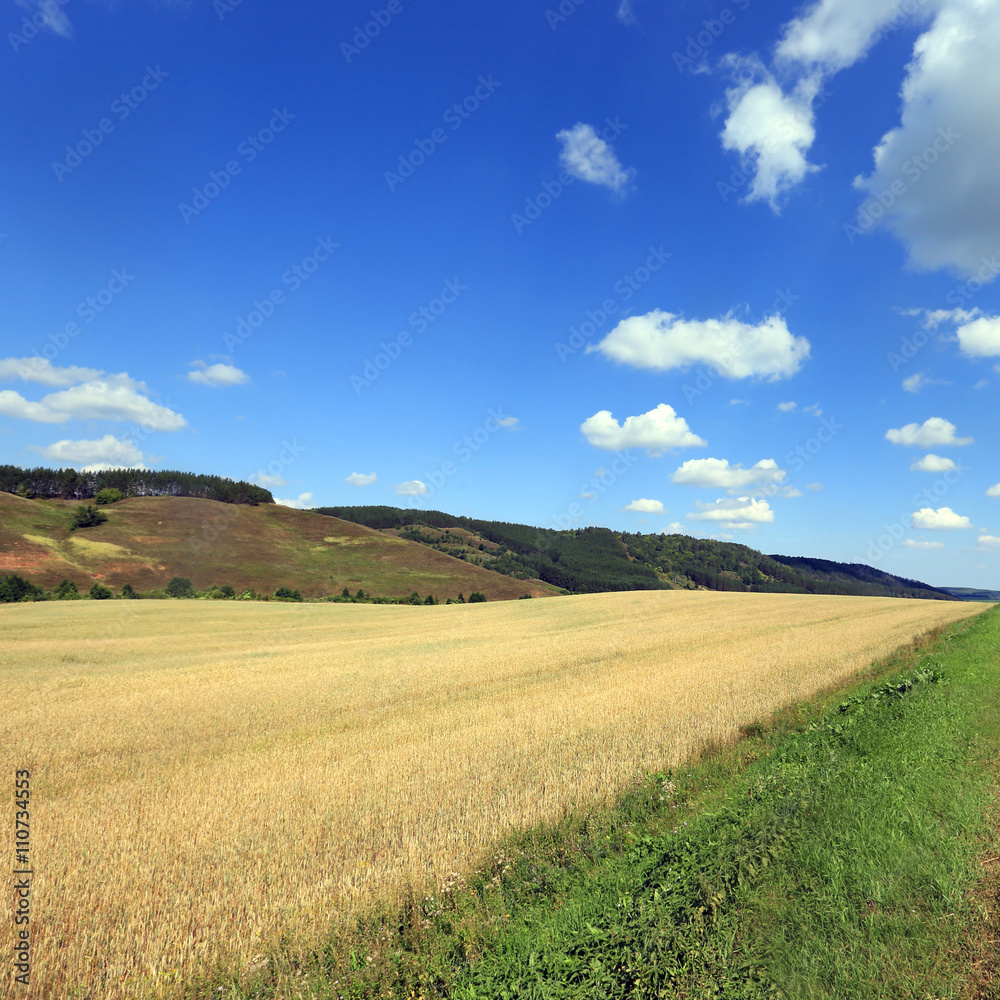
[0,464,273,505]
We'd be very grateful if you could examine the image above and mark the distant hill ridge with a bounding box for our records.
[316,505,958,601]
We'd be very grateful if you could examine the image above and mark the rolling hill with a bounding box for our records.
[0,492,559,600]
[317,505,959,601]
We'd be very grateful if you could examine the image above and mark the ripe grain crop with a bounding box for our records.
[0,592,986,999]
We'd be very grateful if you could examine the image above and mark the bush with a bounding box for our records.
[424,594,437,605]
[219,584,235,599]
[468,592,487,603]
[56,579,79,600]
[274,587,303,601]
[165,576,194,599]
[71,505,107,530]
[237,589,259,601]
[89,583,112,600]
[518,593,533,599]
[0,574,44,603]
[120,583,138,599]
[94,488,123,505]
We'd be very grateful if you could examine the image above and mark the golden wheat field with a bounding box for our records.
[0,592,987,999]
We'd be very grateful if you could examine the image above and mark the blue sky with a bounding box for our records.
[1,0,998,587]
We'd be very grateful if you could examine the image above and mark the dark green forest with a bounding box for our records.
[317,505,958,601]
[0,465,273,505]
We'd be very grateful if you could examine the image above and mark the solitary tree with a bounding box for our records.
[56,579,79,600]
[70,505,107,530]
[89,583,112,600]
[166,576,194,598]
[120,583,138,599]
[94,488,123,505]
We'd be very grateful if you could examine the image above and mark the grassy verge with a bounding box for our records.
[175,605,1000,1000]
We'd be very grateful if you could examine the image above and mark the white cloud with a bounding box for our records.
[910,453,959,472]
[346,472,377,487]
[395,480,428,497]
[803,403,822,416]
[667,521,685,532]
[978,533,1000,548]
[0,379,186,430]
[671,457,786,492]
[777,401,797,411]
[902,372,935,392]
[987,483,1000,498]
[580,403,706,456]
[623,498,665,513]
[588,310,809,379]
[496,415,520,428]
[730,398,749,406]
[556,123,634,192]
[851,2,1000,277]
[30,434,147,469]
[955,315,1000,358]
[901,539,945,550]
[716,0,1000,276]
[885,417,972,447]
[719,62,819,209]
[0,357,105,387]
[806,482,823,490]
[253,473,286,488]
[911,506,973,530]
[687,496,775,527]
[187,362,249,387]
[275,492,314,510]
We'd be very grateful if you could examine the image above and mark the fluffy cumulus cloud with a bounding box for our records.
[580,403,706,456]
[911,506,973,530]
[253,473,286,488]
[275,492,314,509]
[0,357,105,387]
[851,2,1000,276]
[717,0,1000,277]
[0,359,185,430]
[187,362,249,386]
[345,472,377,487]
[979,533,1000,548]
[671,457,786,493]
[589,310,809,379]
[556,123,634,192]
[910,453,959,472]
[954,314,1000,358]
[623,498,665,513]
[987,483,1000,498]
[30,434,147,469]
[719,61,819,209]
[687,496,775,529]
[886,417,972,447]
[902,539,945,549]
[777,401,797,411]
[395,480,428,497]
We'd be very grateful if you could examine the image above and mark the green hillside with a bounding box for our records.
[0,492,559,601]
[317,504,958,601]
